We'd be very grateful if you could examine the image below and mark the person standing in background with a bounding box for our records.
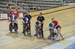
[13,8,19,18]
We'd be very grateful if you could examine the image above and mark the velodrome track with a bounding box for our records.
[0,6,75,49]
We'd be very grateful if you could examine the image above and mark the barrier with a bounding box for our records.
[0,13,23,20]
[0,14,8,20]
[30,6,75,17]
[0,6,75,20]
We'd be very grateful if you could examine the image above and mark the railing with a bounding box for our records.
[0,0,64,13]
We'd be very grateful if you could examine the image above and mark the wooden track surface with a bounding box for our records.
[0,6,75,49]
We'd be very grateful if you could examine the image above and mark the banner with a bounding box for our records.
[0,13,23,20]
[0,14,8,19]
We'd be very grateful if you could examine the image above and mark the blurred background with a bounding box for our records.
[0,0,74,13]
